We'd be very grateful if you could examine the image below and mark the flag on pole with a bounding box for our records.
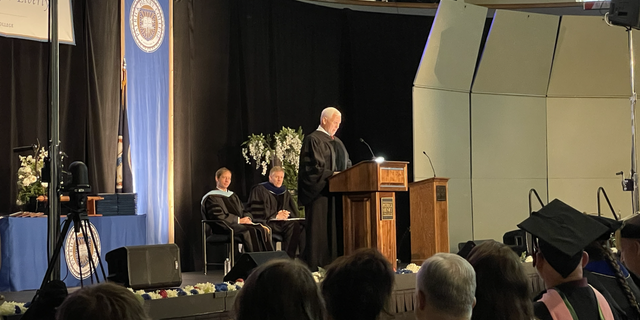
[117,59,133,193]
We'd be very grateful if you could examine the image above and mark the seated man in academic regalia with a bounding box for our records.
[518,199,619,320]
[201,167,274,252]
[584,215,640,320]
[247,166,305,258]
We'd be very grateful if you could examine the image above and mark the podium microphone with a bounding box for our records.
[422,151,437,177]
[360,138,385,163]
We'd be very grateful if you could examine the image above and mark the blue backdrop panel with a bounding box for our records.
[0,215,146,292]
[124,0,170,245]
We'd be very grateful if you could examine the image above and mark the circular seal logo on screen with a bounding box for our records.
[63,222,102,280]
[129,0,165,53]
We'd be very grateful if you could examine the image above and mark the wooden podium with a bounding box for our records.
[409,177,449,264]
[329,160,408,269]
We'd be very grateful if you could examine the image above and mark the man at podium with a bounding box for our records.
[298,106,351,270]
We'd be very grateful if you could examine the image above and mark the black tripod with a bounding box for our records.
[31,190,107,304]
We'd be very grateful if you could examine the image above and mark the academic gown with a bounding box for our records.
[247,182,305,258]
[585,261,640,320]
[298,130,351,270]
[534,278,621,320]
[201,190,273,252]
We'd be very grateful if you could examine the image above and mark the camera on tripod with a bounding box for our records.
[41,152,92,216]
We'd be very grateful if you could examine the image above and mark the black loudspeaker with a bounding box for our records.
[457,240,493,259]
[223,251,289,282]
[609,0,640,29]
[503,229,527,257]
[105,244,182,290]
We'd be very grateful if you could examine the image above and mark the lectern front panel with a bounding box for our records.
[343,194,374,254]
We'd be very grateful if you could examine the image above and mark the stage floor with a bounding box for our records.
[0,270,224,303]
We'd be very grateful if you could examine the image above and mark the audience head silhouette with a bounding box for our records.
[518,199,607,287]
[415,253,476,320]
[322,248,394,320]
[234,259,325,320]
[55,282,148,320]
[467,240,533,320]
[620,215,640,277]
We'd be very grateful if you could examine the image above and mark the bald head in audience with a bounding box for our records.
[415,253,476,320]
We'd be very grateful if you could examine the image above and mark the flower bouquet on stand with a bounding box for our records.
[16,147,48,213]
[242,127,304,213]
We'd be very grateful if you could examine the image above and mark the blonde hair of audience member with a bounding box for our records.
[467,241,533,320]
[415,253,476,320]
[234,259,325,320]
[320,107,341,137]
[55,282,148,320]
[321,248,394,320]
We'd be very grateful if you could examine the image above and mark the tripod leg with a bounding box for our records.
[84,220,106,282]
[75,224,83,287]
[33,218,72,304]
[80,221,99,284]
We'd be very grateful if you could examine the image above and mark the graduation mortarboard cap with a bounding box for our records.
[518,199,609,278]
[588,215,623,241]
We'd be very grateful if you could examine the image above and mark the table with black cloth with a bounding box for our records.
[0,214,147,291]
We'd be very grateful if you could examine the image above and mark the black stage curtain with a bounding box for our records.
[174,0,433,271]
[0,0,121,214]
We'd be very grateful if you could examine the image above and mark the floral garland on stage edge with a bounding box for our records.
[310,263,422,283]
[0,301,28,316]
[129,281,245,300]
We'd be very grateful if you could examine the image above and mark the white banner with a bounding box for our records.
[0,0,74,44]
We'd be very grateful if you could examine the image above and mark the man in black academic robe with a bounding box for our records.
[298,107,351,270]
[247,166,305,258]
[201,168,273,252]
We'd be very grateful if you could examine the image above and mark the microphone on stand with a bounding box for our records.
[360,138,385,163]
[422,151,437,178]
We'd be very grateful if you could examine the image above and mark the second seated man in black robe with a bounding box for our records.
[247,166,305,259]
[201,167,274,253]
[298,106,351,270]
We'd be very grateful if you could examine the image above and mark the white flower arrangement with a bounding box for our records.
[16,147,48,207]
[241,127,304,193]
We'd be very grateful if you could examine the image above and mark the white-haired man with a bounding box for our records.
[298,106,351,270]
[415,253,476,320]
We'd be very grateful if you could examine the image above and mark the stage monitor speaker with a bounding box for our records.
[223,251,289,282]
[609,0,640,29]
[503,229,527,257]
[105,244,182,290]
[457,240,493,259]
